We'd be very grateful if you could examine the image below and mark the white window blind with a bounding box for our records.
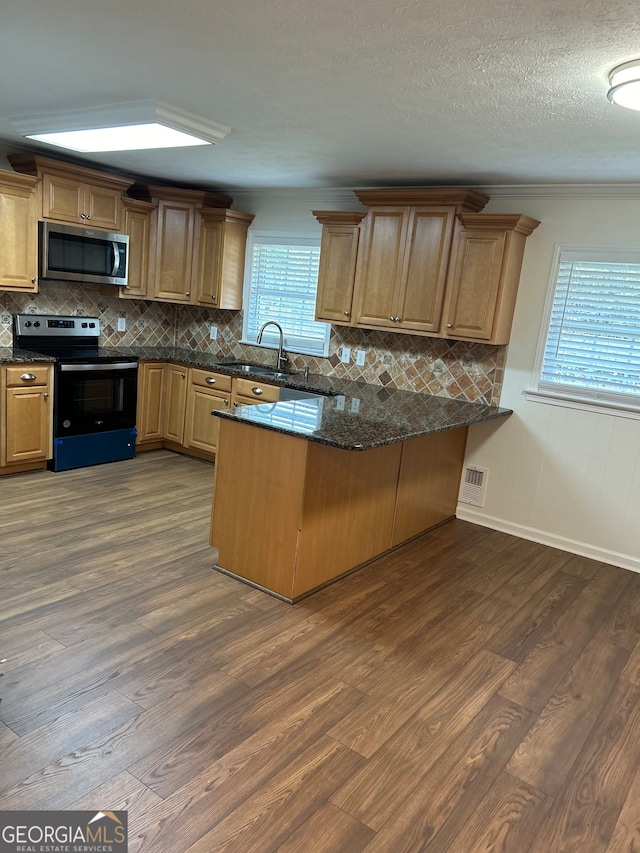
[243,233,329,356]
[537,248,640,408]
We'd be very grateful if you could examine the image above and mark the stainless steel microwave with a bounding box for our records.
[40,222,129,286]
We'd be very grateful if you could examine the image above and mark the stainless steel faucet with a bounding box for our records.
[257,321,288,371]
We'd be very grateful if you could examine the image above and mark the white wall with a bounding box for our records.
[458,189,640,572]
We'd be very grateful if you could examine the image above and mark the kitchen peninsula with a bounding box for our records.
[210,380,510,601]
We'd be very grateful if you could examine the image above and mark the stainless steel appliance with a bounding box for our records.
[40,222,129,286]
[14,314,138,471]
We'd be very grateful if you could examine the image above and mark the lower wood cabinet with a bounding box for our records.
[1,364,53,473]
[184,369,232,455]
[136,361,274,461]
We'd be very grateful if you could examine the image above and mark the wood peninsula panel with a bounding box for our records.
[392,428,468,547]
[211,420,308,599]
[293,441,402,598]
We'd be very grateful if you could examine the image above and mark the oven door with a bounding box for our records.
[54,362,138,437]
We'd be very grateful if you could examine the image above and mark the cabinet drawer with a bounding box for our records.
[6,365,51,387]
[190,368,232,392]
[234,377,280,402]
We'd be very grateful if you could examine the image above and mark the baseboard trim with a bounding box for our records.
[455,506,640,574]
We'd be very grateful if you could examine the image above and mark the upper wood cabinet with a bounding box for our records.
[0,171,39,293]
[9,154,133,231]
[127,185,253,308]
[351,189,489,335]
[443,214,540,344]
[195,209,254,309]
[120,198,157,300]
[313,188,540,345]
[313,211,366,324]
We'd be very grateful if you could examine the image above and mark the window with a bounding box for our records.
[242,232,330,356]
[528,245,640,415]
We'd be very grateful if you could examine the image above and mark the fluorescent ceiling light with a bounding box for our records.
[11,99,230,152]
[608,61,640,111]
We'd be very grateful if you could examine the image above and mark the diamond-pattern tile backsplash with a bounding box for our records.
[0,283,506,406]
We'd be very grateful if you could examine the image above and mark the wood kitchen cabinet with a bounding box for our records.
[120,198,157,300]
[194,209,254,309]
[0,171,39,293]
[351,189,489,336]
[9,154,132,231]
[232,376,281,408]
[1,364,53,474]
[443,213,541,344]
[313,210,366,324]
[127,185,253,308]
[163,363,189,444]
[184,369,232,455]
[136,361,166,447]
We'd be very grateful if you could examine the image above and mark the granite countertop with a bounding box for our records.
[1,344,511,450]
[0,347,56,364]
[214,384,511,450]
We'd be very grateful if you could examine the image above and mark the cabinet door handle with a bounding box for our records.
[180,373,186,378]
[80,213,87,220]
[205,377,216,385]
[343,310,350,316]
[251,387,263,395]
[31,277,36,283]
[446,323,453,329]
[44,393,49,400]
[21,373,36,381]
[185,291,190,297]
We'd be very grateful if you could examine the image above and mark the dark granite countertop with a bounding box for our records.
[1,344,511,450]
[0,347,56,364]
[214,386,511,450]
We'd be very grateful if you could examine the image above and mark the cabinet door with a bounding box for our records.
[84,184,122,230]
[194,213,224,307]
[121,201,157,299]
[154,200,194,302]
[4,385,51,465]
[163,364,188,443]
[0,176,38,292]
[136,362,165,442]
[194,210,251,309]
[353,208,407,329]
[42,173,84,224]
[315,223,361,324]
[444,229,507,341]
[184,385,230,454]
[395,207,454,333]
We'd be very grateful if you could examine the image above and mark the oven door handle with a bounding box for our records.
[111,242,121,277]
[59,362,138,372]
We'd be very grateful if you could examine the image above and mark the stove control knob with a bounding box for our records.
[81,322,88,328]
[24,321,32,327]
[88,322,96,328]
[33,321,40,327]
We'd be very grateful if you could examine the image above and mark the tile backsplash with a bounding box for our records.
[1,283,506,405]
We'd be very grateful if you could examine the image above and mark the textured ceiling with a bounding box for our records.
[1,0,640,190]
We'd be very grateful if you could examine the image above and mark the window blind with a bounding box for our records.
[243,235,329,356]
[540,257,640,404]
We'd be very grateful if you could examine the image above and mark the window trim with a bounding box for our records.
[241,230,330,357]
[527,242,640,419]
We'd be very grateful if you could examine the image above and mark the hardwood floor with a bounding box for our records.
[1,449,640,852]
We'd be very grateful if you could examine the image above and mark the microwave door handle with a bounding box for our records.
[111,242,120,276]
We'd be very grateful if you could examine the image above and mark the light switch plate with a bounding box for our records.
[341,347,351,364]
[210,325,218,341]
[356,350,366,366]
[117,317,126,332]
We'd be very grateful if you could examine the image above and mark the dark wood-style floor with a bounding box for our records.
[1,450,640,852]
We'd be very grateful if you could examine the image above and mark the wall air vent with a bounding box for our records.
[459,465,489,507]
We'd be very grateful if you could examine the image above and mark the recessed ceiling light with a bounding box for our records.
[10,99,230,152]
[608,61,640,111]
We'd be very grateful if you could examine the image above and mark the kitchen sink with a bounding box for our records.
[217,361,296,380]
